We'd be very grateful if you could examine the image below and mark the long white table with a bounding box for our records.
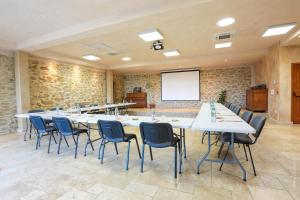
[192,103,256,181]
[65,102,136,113]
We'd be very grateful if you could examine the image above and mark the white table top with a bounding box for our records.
[65,102,136,113]
[192,103,256,134]
[15,112,194,129]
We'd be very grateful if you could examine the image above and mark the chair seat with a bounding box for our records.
[73,128,88,135]
[222,132,253,144]
[45,125,56,132]
[124,133,136,141]
[146,136,180,148]
[44,119,52,124]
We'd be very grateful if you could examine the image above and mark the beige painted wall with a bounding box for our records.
[254,43,300,123]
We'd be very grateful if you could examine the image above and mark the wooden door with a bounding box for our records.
[292,64,300,124]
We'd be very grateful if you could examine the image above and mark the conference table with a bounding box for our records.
[192,103,256,181]
[65,102,136,113]
[15,102,256,180]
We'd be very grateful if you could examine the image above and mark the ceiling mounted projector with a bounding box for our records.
[152,40,164,51]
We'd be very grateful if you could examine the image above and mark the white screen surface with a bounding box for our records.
[161,70,200,101]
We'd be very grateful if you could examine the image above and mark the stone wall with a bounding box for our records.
[123,66,252,108]
[0,54,16,134]
[29,57,106,110]
[113,73,125,103]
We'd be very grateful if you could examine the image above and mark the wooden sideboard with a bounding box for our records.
[246,88,268,112]
[125,92,147,108]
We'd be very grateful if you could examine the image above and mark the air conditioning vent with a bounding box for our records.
[215,32,233,41]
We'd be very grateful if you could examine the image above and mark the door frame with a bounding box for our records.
[291,63,300,124]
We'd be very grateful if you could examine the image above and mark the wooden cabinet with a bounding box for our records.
[246,88,268,112]
[125,93,147,108]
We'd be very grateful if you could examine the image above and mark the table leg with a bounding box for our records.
[183,128,187,159]
[197,131,211,174]
[179,129,183,173]
[84,123,94,156]
[24,118,29,141]
[229,132,247,181]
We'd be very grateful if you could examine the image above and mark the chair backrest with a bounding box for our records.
[229,104,235,111]
[250,115,266,143]
[29,109,45,113]
[97,120,125,141]
[50,107,63,111]
[241,111,253,123]
[29,116,47,134]
[139,122,175,148]
[232,105,241,115]
[52,117,73,136]
[224,102,231,108]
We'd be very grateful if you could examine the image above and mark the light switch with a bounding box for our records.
[270,89,275,95]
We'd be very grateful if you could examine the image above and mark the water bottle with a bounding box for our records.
[56,107,59,115]
[115,107,119,119]
[151,109,155,121]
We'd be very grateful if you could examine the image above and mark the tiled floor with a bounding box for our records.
[0,123,299,200]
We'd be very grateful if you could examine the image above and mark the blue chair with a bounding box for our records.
[139,122,182,178]
[219,115,266,176]
[25,109,48,141]
[218,111,253,157]
[29,115,57,153]
[224,102,232,108]
[49,107,64,111]
[232,105,241,115]
[52,117,89,159]
[97,120,141,170]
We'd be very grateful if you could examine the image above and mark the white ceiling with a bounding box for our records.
[1,0,300,72]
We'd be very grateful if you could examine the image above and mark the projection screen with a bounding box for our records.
[161,70,200,101]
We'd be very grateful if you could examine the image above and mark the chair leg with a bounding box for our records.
[52,132,57,144]
[29,124,32,139]
[219,144,230,171]
[74,134,79,159]
[63,136,69,147]
[247,145,257,176]
[174,144,178,179]
[140,144,145,173]
[149,146,153,160]
[218,142,224,158]
[57,134,62,154]
[178,141,182,174]
[243,144,248,161]
[101,141,106,164]
[48,132,52,153]
[125,141,131,170]
[98,139,104,160]
[35,134,40,150]
[114,143,119,155]
[135,138,141,159]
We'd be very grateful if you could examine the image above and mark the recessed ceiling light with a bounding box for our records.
[217,17,235,27]
[262,23,296,37]
[138,29,164,42]
[163,50,180,57]
[82,55,100,61]
[215,42,232,49]
[122,57,131,61]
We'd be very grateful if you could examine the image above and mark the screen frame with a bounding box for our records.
[160,69,200,101]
